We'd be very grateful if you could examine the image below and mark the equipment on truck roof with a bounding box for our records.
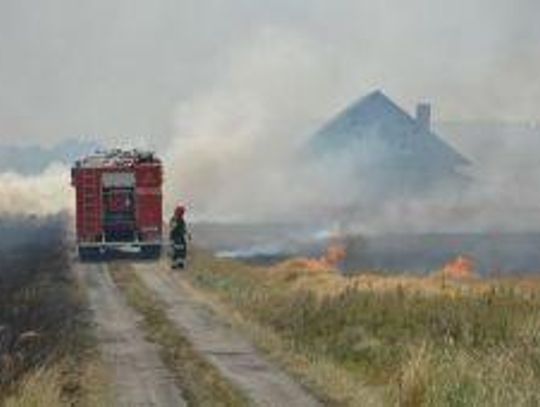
[71,149,163,260]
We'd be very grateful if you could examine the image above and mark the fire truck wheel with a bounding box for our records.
[141,245,162,259]
[78,247,103,262]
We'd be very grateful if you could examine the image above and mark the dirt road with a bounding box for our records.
[133,262,322,407]
[77,262,186,407]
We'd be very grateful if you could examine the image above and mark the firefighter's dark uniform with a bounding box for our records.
[169,216,187,268]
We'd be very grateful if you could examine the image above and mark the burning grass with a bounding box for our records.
[187,248,540,406]
[277,239,347,273]
[0,214,108,406]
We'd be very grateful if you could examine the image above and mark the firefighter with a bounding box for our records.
[170,204,188,269]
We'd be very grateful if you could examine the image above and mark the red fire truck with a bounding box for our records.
[71,149,163,259]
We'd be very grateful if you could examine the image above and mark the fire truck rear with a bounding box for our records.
[71,149,163,259]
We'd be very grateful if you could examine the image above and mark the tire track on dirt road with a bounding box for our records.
[76,262,186,407]
[133,262,322,407]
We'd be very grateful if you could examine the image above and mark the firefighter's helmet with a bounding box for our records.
[174,205,186,218]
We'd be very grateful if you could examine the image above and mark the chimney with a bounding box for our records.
[416,103,431,132]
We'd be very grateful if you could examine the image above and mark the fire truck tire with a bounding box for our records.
[141,245,162,259]
[78,247,103,262]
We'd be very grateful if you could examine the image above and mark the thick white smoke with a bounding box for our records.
[0,163,72,216]
[165,28,363,221]
[164,27,540,233]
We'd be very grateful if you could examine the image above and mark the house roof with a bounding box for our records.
[311,90,470,168]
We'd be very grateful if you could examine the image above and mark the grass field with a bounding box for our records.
[187,249,540,406]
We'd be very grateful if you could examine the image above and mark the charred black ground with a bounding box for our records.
[192,223,540,274]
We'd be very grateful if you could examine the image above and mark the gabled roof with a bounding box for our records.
[311,90,470,167]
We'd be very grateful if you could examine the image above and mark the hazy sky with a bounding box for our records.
[1,0,539,146]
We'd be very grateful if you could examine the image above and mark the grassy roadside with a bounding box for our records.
[185,249,540,406]
[3,355,111,407]
[2,277,111,407]
[109,262,250,407]
[0,215,111,407]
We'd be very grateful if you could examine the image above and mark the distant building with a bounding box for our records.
[310,90,470,200]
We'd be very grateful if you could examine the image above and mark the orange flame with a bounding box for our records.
[441,255,476,280]
[281,239,347,272]
[323,241,347,267]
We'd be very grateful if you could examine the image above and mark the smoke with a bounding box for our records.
[1,1,539,233]
[165,28,362,221]
[332,121,540,234]
[164,26,540,233]
[0,163,72,216]
[436,122,540,231]
[2,0,540,146]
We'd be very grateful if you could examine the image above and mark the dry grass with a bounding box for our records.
[271,258,489,298]
[75,356,114,407]
[3,365,64,407]
[4,357,112,407]
[187,249,540,406]
[109,262,249,407]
